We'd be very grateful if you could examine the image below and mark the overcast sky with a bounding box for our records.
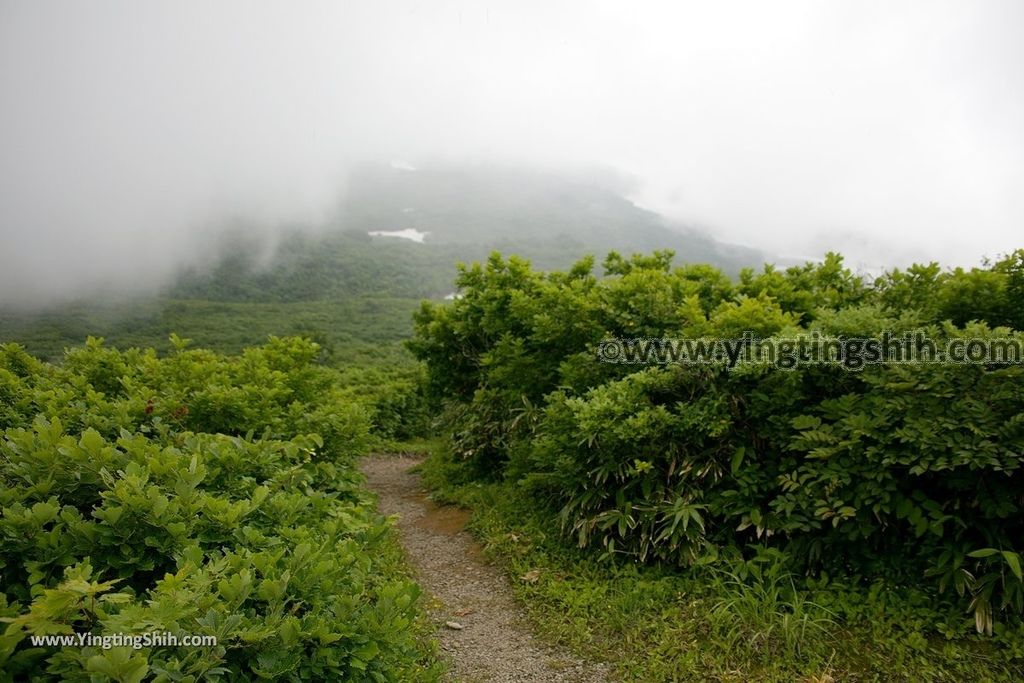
[1,1,1022,303]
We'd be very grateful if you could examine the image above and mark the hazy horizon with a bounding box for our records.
[2,1,1022,304]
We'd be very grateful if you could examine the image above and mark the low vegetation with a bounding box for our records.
[410,249,1024,679]
[0,337,440,681]
[0,296,421,364]
[4,243,1023,680]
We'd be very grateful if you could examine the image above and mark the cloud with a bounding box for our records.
[1,0,1022,303]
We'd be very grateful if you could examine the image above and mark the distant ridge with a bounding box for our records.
[171,163,768,303]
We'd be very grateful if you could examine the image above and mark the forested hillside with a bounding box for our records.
[169,165,767,305]
[1,165,766,363]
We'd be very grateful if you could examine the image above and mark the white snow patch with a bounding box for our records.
[368,228,429,243]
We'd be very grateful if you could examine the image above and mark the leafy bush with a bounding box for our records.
[410,249,1024,642]
[0,338,435,681]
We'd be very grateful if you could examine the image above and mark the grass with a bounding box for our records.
[413,443,1024,682]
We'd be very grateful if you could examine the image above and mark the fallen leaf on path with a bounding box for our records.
[444,621,464,630]
[453,608,474,617]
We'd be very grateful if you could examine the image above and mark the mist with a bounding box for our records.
[2,0,1022,305]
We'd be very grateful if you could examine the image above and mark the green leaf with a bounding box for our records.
[1002,551,1023,580]
[791,415,821,430]
[730,446,745,474]
[280,616,301,646]
[85,648,149,683]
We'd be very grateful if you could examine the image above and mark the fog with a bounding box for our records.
[2,1,1022,304]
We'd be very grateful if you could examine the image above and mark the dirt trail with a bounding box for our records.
[360,454,613,683]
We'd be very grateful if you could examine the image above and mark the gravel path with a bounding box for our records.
[360,454,613,683]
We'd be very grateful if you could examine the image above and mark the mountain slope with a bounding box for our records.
[172,163,767,302]
[2,164,772,359]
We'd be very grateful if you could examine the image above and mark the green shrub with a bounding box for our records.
[410,249,1024,639]
[0,338,435,681]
